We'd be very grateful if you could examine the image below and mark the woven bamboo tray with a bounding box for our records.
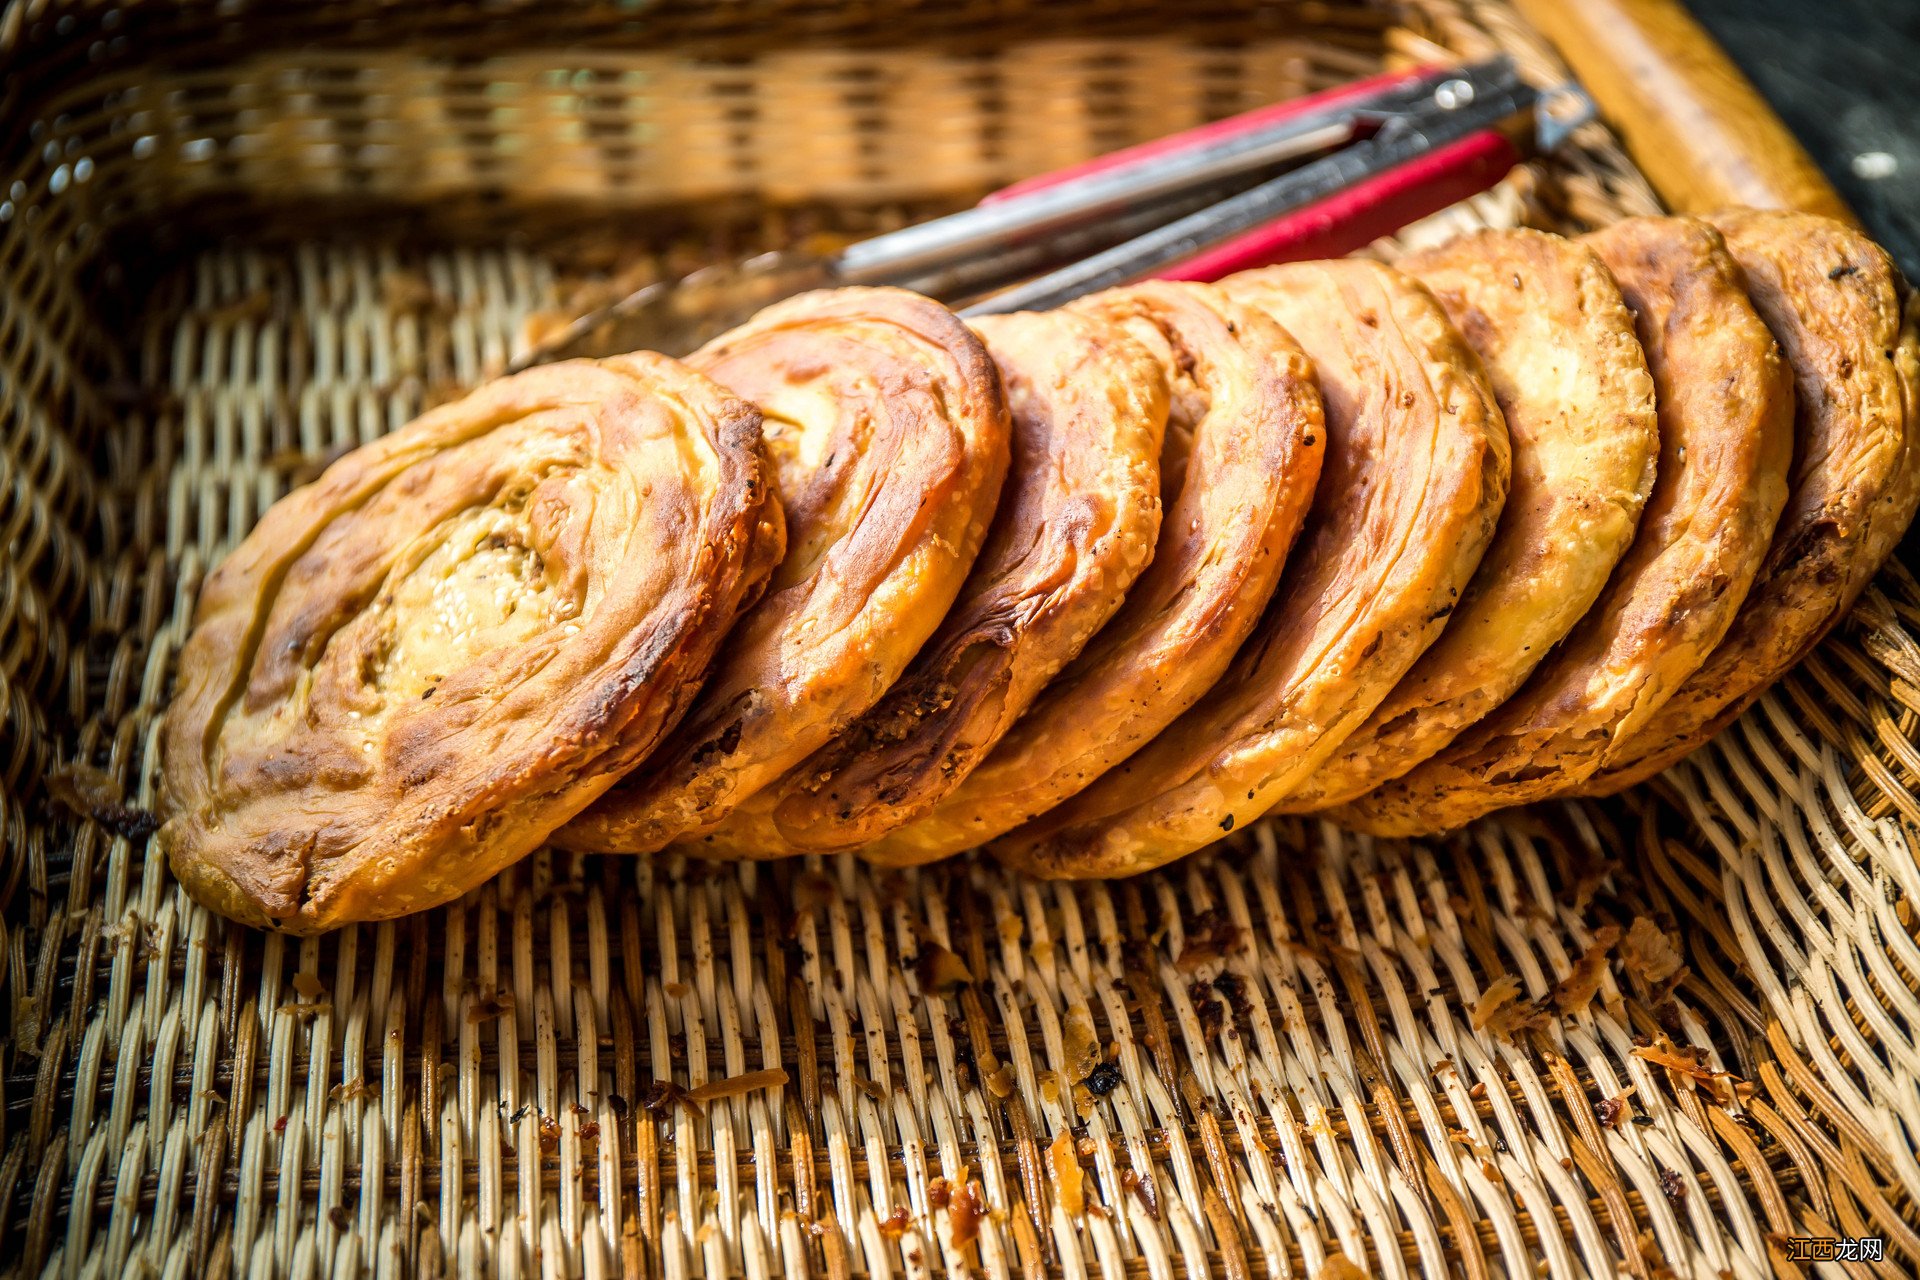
[5,1,1918,1276]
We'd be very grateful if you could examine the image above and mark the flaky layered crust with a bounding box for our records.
[852,280,1323,866]
[1280,230,1658,809]
[158,354,776,931]
[1343,216,1795,836]
[557,287,1010,855]
[1580,212,1920,794]
[1003,260,1508,876]
[764,311,1169,852]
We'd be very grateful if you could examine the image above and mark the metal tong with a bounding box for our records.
[511,57,1592,366]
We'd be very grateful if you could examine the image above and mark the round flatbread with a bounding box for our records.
[158,353,778,931]
[840,279,1323,868]
[1580,211,1920,793]
[759,310,1169,852]
[1341,215,1794,836]
[1277,229,1658,810]
[556,287,1010,855]
[1002,259,1509,877]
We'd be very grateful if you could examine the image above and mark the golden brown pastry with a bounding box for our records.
[1579,211,1920,793]
[1002,259,1509,877]
[1276,230,1658,810]
[762,311,1169,852]
[843,280,1323,867]
[158,354,778,931]
[556,287,1010,855]
[1342,215,1794,835]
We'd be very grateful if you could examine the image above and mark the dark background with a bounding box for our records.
[1687,0,1920,279]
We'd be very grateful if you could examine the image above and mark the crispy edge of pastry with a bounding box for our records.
[1279,229,1658,809]
[1579,211,1920,793]
[557,287,1010,855]
[1001,258,1509,877]
[1340,215,1795,836]
[846,279,1324,868]
[763,310,1170,851]
[158,353,775,931]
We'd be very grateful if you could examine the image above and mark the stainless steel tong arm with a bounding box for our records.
[962,64,1539,315]
[833,61,1515,285]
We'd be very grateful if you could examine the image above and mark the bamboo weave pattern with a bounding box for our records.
[1,2,1915,1276]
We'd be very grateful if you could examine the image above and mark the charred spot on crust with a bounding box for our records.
[1772,517,1844,575]
[690,720,744,765]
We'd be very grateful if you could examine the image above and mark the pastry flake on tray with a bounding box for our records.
[158,353,778,931]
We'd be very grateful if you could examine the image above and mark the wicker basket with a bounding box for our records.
[5,1,1918,1276]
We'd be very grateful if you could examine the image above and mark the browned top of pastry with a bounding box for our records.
[158,353,777,931]
[557,287,1010,856]
[1002,259,1508,877]
[847,279,1323,867]
[1343,215,1795,836]
[761,310,1169,852]
[1280,229,1658,810]
[1582,211,1920,793]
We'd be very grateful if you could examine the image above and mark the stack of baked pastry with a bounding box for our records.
[158,211,1920,931]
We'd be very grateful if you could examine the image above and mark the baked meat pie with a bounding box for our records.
[1002,260,1508,876]
[1343,215,1794,835]
[1581,211,1920,792]
[558,287,1011,855]
[853,280,1324,866]
[1279,229,1658,810]
[159,353,778,931]
[766,310,1169,853]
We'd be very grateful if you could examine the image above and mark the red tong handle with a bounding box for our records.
[1159,130,1520,280]
[980,64,1520,283]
